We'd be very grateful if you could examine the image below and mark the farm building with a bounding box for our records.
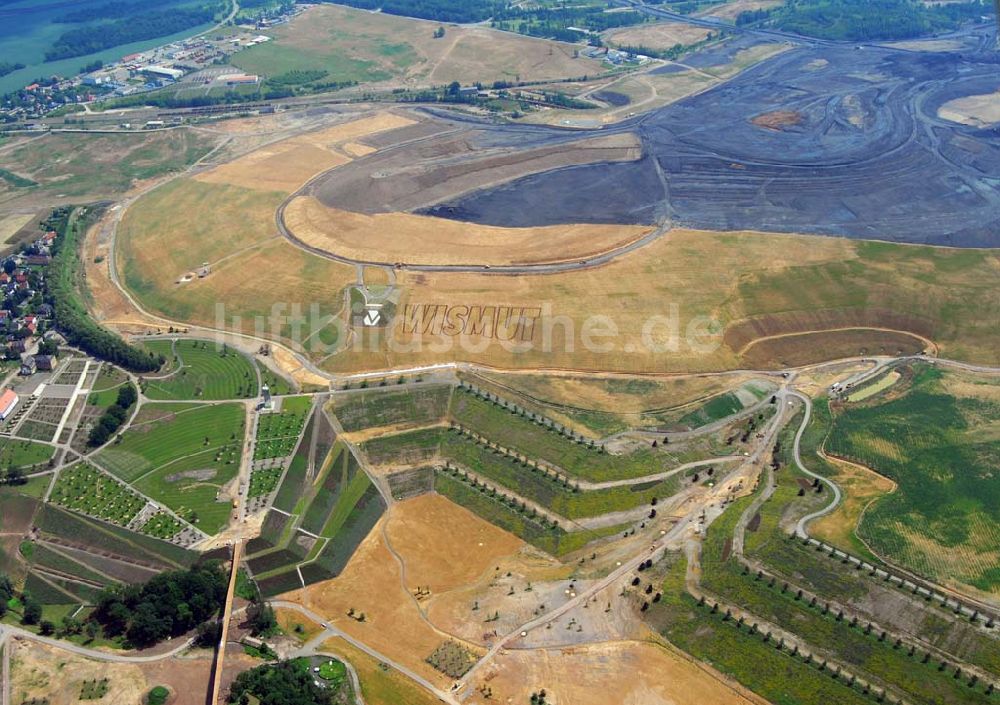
[34,354,56,371]
[0,389,18,419]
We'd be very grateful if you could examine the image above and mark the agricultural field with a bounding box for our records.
[141,338,259,400]
[94,402,245,534]
[825,365,1000,596]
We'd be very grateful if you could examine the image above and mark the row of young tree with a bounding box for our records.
[87,382,138,446]
[44,208,164,372]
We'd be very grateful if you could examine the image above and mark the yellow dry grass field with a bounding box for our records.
[0,212,35,244]
[275,606,325,643]
[284,515,478,689]
[234,4,604,88]
[193,112,414,192]
[320,637,443,705]
[939,90,1000,127]
[603,22,712,50]
[465,640,759,705]
[696,0,784,21]
[384,493,526,593]
[9,638,147,705]
[474,369,758,415]
[116,111,1000,376]
[284,196,651,267]
[810,455,895,550]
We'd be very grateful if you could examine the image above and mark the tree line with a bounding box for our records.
[44,208,165,372]
[761,0,986,41]
[88,383,138,446]
[228,659,332,705]
[331,0,506,23]
[91,562,227,647]
[45,4,221,61]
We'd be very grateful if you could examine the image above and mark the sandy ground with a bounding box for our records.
[939,90,1000,127]
[465,639,759,705]
[603,22,712,50]
[194,112,414,192]
[284,196,652,267]
[9,638,147,705]
[284,515,476,690]
[384,493,526,593]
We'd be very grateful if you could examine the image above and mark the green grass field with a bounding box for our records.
[49,463,145,527]
[94,402,245,534]
[826,365,1000,594]
[142,339,259,400]
[0,439,55,469]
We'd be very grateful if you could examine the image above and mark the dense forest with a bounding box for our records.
[57,0,186,23]
[332,0,506,23]
[228,660,332,705]
[45,208,165,373]
[45,4,220,61]
[752,0,987,40]
[0,61,25,77]
[91,563,227,647]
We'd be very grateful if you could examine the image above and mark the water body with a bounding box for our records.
[421,36,1000,248]
[0,0,216,95]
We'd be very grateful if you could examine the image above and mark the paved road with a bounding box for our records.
[788,391,843,539]
[210,540,243,705]
[0,624,194,663]
[270,601,459,705]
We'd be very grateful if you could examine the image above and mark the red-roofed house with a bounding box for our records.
[0,389,18,420]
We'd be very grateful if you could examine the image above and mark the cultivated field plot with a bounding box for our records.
[254,395,312,460]
[35,503,196,573]
[332,384,452,433]
[246,443,386,597]
[49,463,146,528]
[825,364,1000,596]
[141,338,259,400]
[230,4,605,89]
[94,402,246,534]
